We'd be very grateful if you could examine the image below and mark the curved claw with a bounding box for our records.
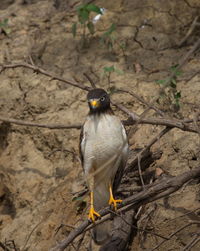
[109,185,122,211]
[88,205,101,222]
[109,196,122,211]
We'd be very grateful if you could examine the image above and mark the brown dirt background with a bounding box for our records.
[0,0,200,250]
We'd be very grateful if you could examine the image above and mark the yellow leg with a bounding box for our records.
[109,185,122,211]
[88,191,100,222]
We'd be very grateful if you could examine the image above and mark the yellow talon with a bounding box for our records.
[88,205,101,222]
[109,185,122,211]
[88,191,100,222]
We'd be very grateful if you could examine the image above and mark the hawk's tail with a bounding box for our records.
[92,221,111,245]
[92,183,111,244]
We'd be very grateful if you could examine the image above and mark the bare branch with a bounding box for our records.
[125,127,171,174]
[83,72,96,89]
[118,103,200,134]
[0,62,90,91]
[116,88,164,116]
[181,234,200,251]
[151,221,200,251]
[178,16,199,47]
[49,166,200,251]
[0,113,199,134]
[0,116,81,129]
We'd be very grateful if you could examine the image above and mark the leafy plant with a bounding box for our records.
[156,65,182,110]
[100,23,117,51]
[100,23,127,56]
[0,18,11,35]
[72,3,102,45]
[102,65,124,86]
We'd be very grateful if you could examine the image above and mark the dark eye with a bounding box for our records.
[100,96,105,102]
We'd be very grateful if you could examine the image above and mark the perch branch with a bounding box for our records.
[49,166,200,251]
[0,114,199,134]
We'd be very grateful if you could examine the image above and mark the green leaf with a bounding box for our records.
[107,86,119,95]
[76,4,85,11]
[107,23,116,34]
[4,28,11,34]
[103,65,115,73]
[0,19,7,28]
[78,9,89,24]
[3,18,8,25]
[87,21,95,34]
[156,79,166,85]
[173,91,181,108]
[114,68,124,75]
[86,4,102,14]
[120,42,126,49]
[103,23,116,37]
[170,64,179,71]
[170,79,177,88]
[170,64,182,76]
[72,196,83,202]
[175,70,182,77]
[71,23,77,37]
[174,91,181,99]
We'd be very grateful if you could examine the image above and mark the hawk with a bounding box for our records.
[80,88,129,244]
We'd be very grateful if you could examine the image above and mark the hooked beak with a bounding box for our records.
[89,99,100,109]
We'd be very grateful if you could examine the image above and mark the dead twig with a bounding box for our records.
[0,62,90,91]
[108,208,167,241]
[151,221,200,251]
[125,36,200,138]
[125,127,171,174]
[0,242,10,251]
[49,166,200,251]
[0,116,81,130]
[83,72,96,89]
[181,234,200,251]
[4,240,17,251]
[137,154,145,188]
[178,16,199,47]
[117,88,164,116]
[118,103,200,134]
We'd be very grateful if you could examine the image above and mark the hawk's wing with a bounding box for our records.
[79,125,84,167]
[113,124,129,193]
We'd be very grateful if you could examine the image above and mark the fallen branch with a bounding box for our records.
[49,166,200,251]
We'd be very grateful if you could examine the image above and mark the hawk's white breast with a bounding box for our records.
[81,113,128,175]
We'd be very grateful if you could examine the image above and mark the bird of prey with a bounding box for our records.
[80,88,129,244]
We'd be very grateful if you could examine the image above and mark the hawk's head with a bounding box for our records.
[87,88,110,114]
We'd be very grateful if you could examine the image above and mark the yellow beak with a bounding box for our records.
[90,99,99,108]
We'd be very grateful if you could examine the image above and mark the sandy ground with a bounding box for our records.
[0,0,200,250]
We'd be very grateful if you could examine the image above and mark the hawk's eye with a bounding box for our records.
[100,96,105,102]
